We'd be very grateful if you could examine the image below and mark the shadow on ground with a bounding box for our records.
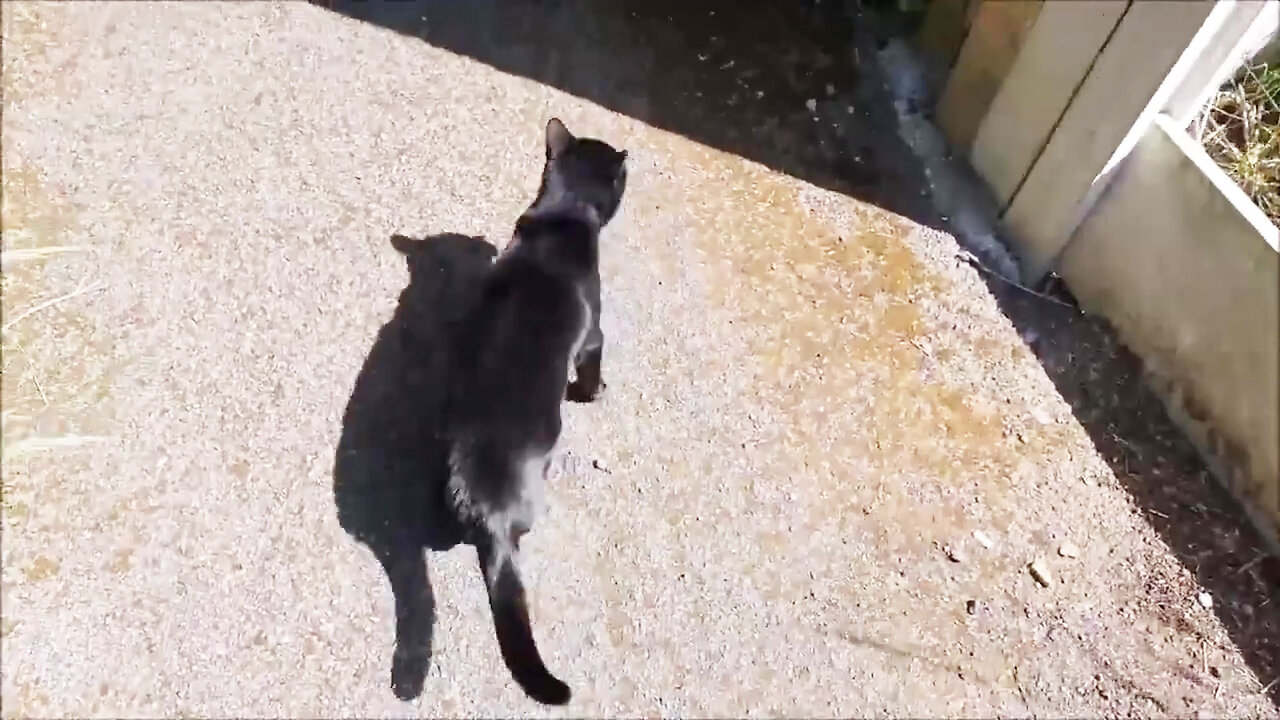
[317,0,1280,705]
[314,0,941,232]
[333,232,497,700]
[997,285,1280,706]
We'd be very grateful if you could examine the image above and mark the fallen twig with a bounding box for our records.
[2,280,104,332]
[0,245,89,264]
[12,339,48,407]
[955,250,1079,311]
[7,434,111,458]
[1236,552,1265,575]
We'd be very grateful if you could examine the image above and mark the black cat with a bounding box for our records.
[445,118,627,705]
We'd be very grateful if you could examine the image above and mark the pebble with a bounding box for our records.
[965,599,978,615]
[1197,591,1213,609]
[944,545,965,563]
[805,98,817,113]
[1030,405,1054,425]
[972,530,994,549]
[1029,559,1053,587]
[1057,541,1080,559]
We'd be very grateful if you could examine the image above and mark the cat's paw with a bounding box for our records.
[390,647,430,700]
[566,379,606,404]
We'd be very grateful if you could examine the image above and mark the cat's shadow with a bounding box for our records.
[333,232,498,701]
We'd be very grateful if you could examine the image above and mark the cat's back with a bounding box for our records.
[450,250,585,422]
[473,251,586,344]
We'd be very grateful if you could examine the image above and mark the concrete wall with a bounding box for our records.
[968,1,1128,209]
[931,0,1042,153]
[1057,116,1280,542]
[924,1,1272,280]
[999,0,1218,280]
[919,0,1280,542]
[915,0,979,72]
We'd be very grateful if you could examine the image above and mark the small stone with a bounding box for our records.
[1196,591,1213,609]
[972,530,994,549]
[1057,541,1080,559]
[825,83,836,96]
[965,599,978,615]
[1029,559,1053,587]
[805,98,817,113]
[944,545,965,563]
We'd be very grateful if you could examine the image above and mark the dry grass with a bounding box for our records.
[0,196,98,488]
[1,3,112,524]
[1192,62,1280,227]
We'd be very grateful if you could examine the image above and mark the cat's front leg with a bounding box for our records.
[566,327,604,403]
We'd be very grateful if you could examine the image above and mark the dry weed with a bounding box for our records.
[1192,62,1280,226]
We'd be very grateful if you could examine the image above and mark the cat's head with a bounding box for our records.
[534,118,628,226]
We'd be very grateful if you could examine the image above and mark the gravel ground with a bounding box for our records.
[2,1,1277,717]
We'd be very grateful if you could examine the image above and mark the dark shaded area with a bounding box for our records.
[1001,284,1280,708]
[317,0,1279,706]
[314,0,942,231]
[333,232,497,700]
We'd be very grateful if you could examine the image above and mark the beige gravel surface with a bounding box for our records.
[2,2,1277,717]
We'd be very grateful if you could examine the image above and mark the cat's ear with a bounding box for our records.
[614,150,628,181]
[390,233,416,255]
[546,117,574,159]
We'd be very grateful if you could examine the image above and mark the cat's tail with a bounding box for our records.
[478,532,571,706]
